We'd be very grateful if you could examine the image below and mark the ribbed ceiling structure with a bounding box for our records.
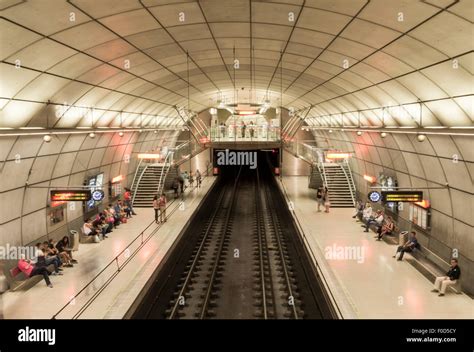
[1,0,473,130]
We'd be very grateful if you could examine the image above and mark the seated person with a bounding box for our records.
[56,236,77,264]
[431,259,461,297]
[47,240,73,267]
[375,216,394,240]
[102,209,115,230]
[352,201,365,219]
[108,204,121,227]
[83,219,97,236]
[362,204,373,223]
[393,231,418,261]
[18,255,53,288]
[364,210,384,232]
[34,243,62,275]
[93,216,110,238]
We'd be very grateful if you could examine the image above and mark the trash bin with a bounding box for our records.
[70,230,79,251]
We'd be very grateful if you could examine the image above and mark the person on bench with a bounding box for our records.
[431,259,461,297]
[364,210,384,232]
[18,255,53,288]
[393,231,418,261]
[352,201,365,220]
[43,241,71,268]
[56,236,78,264]
[375,216,394,241]
[34,243,62,275]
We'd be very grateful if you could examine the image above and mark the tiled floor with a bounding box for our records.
[279,176,474,319]
[0,176,216,319]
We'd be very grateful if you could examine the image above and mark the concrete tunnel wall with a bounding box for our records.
[0,130,180,248]
[313,130,473,294]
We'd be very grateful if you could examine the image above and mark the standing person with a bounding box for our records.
[249,121,255,139]
[316,186,324,212]
[158,193,167,223]
[196,169,202,189]
[431,259,461,297]
[241,121,246,138]
[172,177,179,199]
[189,171,194,188]
[153,195,159,224]
[178,173,185,194]
[123,188,137,216]
[323,187,330,213]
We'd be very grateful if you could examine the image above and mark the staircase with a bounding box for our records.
[320,163,356,207]
[132,165,167,207]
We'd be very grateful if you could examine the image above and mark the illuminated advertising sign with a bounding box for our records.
[51,190,91,202]
[381,191,423,202]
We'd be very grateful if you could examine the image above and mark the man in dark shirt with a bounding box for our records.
[393,231,418,261]
[431,259,461,296]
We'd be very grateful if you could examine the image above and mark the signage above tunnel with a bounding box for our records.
[381,191,423,203]
[51,190,91,202]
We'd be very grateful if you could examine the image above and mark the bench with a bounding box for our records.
[406,245,462,295]
[1,260,55,292]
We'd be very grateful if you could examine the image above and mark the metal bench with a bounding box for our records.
[407,245,462,294]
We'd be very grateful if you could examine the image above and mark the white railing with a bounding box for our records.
[132,164,149,205]
[340,161,356,207]
[130,158,144,193]
[156,152,172,196]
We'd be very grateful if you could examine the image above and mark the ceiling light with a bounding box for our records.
[356,131,363,136]
[417,134,426,142]
[154,130,158,134]
[43,135,52,143]
[88,132,96,139]
[380,132,388,138]
[118,132,124,137]
[328,129,333,133]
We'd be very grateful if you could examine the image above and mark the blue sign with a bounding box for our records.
[368,191,381,203]
[91,190,105,201]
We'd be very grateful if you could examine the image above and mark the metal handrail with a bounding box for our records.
[344,159,357,206]
[131,164,149,205]
[130,158,144,193]
[156,152,172,196]
[339,161,356,207]
[52,169,215,320]
[319,162,329,190]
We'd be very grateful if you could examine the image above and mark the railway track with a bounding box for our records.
[134,161,334,319]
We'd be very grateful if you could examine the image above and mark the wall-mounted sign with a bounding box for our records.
[410,203,430,230]
[381,191,423,202]
[91,190,105,201]
[368,191,381,202]
[51,190,91,202]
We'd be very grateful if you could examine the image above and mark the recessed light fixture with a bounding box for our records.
[118,132,124,137]
[43,135,52,143]
[380,132,388,138]
[154,130,158,134]
[417,134,426,142]
[328,129,333,133]
[356,131,363,136]
[88,132,96,139]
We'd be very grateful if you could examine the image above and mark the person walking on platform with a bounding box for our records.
[323,187,330,213]
[153,195,159,224]
[249,121,255,139]
[196,169,202,189]
[158,193,167,223]
[189,171,194,188]
[172,178,179,199]
[241,121,246,138]
[316,186,324,212]
[431,259,461,296]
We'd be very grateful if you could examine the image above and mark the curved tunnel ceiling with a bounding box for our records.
[0,0,473,129]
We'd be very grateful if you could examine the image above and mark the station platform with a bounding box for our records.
[0,176,216,319]
[278,176,474,319]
